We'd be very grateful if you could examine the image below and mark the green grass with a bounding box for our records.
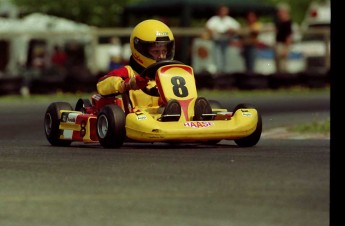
[288,118,330,135]
[0,91,93,103]
[0,86,330,102]
[198,86,330,98]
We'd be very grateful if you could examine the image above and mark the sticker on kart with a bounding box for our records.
[184,121,214,128]
[242,112,252,117]
[135,112,147,120]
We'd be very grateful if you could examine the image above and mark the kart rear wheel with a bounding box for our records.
[44,102,73,146]
[233,103,262,147]
[96,104,126,148]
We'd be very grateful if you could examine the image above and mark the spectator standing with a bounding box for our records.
[21,45,47,96]
[49,45,68,79]
[30,46,47,71]
[108,36,123,70]
[51,45,67,68]
[274,3,293,74]
[205,5,241,74]
[241,11,262,74]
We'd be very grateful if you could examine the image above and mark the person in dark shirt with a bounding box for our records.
[274,3,293,74]
[241,11,262,74]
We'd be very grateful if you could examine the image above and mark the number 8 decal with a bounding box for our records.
[171,76,188,97]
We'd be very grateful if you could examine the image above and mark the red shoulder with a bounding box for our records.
[98,67,129,81]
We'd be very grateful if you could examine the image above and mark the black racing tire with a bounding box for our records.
[96,104,126,148]
[75,98,92,113]
[233,103,262,147]
[44,102,73,146]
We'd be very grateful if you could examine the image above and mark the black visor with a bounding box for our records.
[133,37,175,60]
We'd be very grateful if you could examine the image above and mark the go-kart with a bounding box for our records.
[44,60,262,148]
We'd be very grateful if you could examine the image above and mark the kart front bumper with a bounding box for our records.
[125,109,259,142]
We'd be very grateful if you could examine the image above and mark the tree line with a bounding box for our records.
[12,0,325,27]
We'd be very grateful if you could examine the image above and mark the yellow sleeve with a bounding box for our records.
[96,66,135,95]
[97,76,125,95]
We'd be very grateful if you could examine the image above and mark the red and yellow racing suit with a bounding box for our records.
[97,66,160,107]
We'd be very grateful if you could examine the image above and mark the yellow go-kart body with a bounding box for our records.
[44,61,262,148]
[125,64,260,143]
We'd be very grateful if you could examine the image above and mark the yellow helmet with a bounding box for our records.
[130,19,175,68]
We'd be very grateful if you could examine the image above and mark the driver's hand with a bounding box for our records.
[135,75,149,90]
[124,75,149,90]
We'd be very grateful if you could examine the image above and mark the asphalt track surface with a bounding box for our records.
[0,91,330,226]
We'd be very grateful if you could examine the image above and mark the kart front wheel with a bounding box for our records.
[44,102,73,146]
[96,105,126,148]
[233,103,262,147]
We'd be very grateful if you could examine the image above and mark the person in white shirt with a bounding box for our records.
[205,5,241,74]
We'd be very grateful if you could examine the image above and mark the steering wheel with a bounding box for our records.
[141,60,184,80]
[140,60,184,96]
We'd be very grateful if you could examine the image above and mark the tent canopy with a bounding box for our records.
[122,0,276,26]
[0,13,91,33]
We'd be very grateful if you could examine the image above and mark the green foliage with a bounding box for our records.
[12,0,324,26]
[263,0,328,23]
[13,0,139,27]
